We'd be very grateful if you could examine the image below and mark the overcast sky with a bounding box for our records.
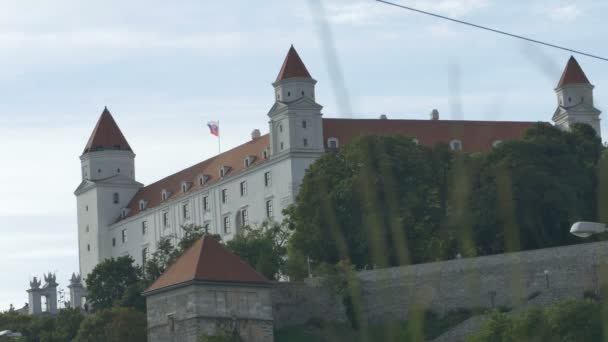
[0,0,606,311]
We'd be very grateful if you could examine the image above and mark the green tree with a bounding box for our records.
[471,123,603,255]
[74,307,147,342]
[225,221,288,280]
[286,135,454,269]
[85,256,142,311]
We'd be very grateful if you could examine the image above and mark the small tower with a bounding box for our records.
[75,108,143,278]
[68,273,88,310]
[553,56,602,138]
[268,45,324,156]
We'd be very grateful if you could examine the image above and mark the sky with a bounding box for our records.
[0,0,606,311]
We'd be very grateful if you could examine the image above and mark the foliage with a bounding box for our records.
[0,308,83,342]
[274,309,473,342]
[74,307,147,342]
[225,221,288,280]
[85,256,142,311]
[471,123,603,255]
[468,299,603,342]
[286,135,454,270]
[285,124,604,270]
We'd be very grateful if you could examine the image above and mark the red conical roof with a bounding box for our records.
[145,235,269,294]
[83,107,133,154]
[275,45,312,82]
[557,56,591,88]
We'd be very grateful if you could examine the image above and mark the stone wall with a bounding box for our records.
[147,283,273,342]
[273,241,608,327]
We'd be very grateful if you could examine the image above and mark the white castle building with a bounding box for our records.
[75,47,601,278]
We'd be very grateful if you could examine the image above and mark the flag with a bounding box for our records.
[207,121,219,136]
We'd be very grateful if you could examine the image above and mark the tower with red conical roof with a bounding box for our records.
[553,56,601,137]
[268,45,325,159]
[75,108,143,278]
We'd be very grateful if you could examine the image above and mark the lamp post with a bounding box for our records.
[570,221,608,238]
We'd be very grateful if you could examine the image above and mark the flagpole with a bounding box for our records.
[217,120,221,154]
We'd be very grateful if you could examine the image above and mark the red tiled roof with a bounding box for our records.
[120,118,539,222]
[145,235,269,293]
[557,56,590,88]
[323,118,541,153]
[275,45,312,82]
[83,107,133,154]
[121,135,269,221]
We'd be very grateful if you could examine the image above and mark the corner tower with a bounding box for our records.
[74,108,142,278]
[553,56,602,138]
[268,45,324,156]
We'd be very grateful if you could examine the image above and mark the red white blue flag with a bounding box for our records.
[207,121,219,136]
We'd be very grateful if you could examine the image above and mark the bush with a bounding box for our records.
[74,307,147,342]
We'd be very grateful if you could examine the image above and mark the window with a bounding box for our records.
[139,200,146,211]
[327,138,339,149]
[221,189,228,204]
[117,168,121,173]
[568,97,572,103]
[85,205,88,212]
[162,212,170,228]
[142,247,149,265]
[301,90,305,96]
[203,196,210,211]
[280,142,284,150]
[303,138,308,147]
[287,91,291,97]
[220,168,225,178]
[240,209,249,227]
[279,124,283,133]
[97,169,101,173]
[302,120,307,128]
[263,149,269,160]
[85,225,89,233]
[161,190,168,201]
[199,175,208,186]
[142,221,148,235]
[112,238,116,247]
[240,181,247,197]
[492,140,503,148]
[223,216,231,234]
[113,193,119,204]
[450,139,463,151]
[244,158,251,168]
[182,203,190,220]
[264,171,271,187]
[203,222,210,233]
[266,199,274,219]
[121,229,127,243]
[181,183,188,193]
[87,244,90,252]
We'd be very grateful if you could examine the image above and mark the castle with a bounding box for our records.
[74,46,601,278]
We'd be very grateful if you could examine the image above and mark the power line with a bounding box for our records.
[375,0,608,62]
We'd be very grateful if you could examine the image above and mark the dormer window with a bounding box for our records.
[262,148,269,160]
[219,166,231,178]
[139,200,147,211]
[327,137,339,149]
[161,190,170,201]
[492,140,503,148]
[198,174,210,186]
[181,182,191,193]
[121,208,129,219]
[244,156,255,168]
[450,139,463,151]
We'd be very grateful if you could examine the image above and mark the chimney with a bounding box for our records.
[251,129,261,140]
[430,109,439,120]
[379,114,388,120]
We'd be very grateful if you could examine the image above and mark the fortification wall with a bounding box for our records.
[273,240,608,327]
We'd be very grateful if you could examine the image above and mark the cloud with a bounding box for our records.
[324,0,490,25]
[549,4,582,22]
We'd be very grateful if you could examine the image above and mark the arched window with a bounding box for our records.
[161,190,168,201]
[450,139,463,151]
[113,193,119,204]
[262,149,269,160]
[139,200,146,211]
